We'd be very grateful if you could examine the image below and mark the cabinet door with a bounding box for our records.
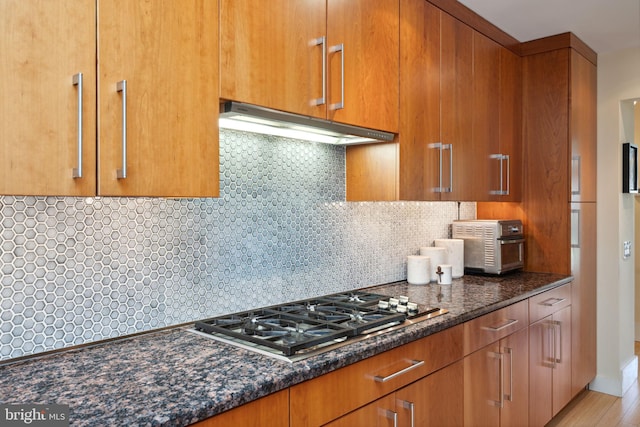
[440,12,474,201]
[552,305,573,417]
[97,0,219,197]
[494,47,523,202]
[323,394,397,427]
[570,51,597,202]
[472,32,501,201]
[571,202,597,395]
[464,342,501,427]
[192,389,288,427]
[501,328,529,427]
[397,360,463,427]
[219,0,326,118]
[398,0,441,201]
[327,0,399,132]
[529,317,554,427]
[0,0,97,196]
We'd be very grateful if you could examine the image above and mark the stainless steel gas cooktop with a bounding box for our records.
[191,291,447,362]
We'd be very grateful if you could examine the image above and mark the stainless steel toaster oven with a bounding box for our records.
[452,219,524,275]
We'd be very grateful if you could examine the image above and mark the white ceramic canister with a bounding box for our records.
[419,246,447,282]
[434,238,464,278]
[407,255,430,285]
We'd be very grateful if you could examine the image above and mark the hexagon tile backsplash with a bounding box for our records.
[0,130,475,361]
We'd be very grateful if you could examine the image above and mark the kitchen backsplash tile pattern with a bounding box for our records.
[0,129,475,361]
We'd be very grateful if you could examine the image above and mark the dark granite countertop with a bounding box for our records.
[0,271,571,426]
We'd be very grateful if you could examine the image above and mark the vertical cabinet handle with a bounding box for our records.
[571,155,581,195]
[444,143,453,193]
[489,154,510,195]
[554,321,563,364]
[72,73,84,179]
[310,36,326,106]
[116,80,127,179]
[329,43,344,110]
[492,351,505,408]
[399,400,415,427]
[379,409,398,427]
[504,347,514,402]
[428,142,453,193]
[429,142,444,193]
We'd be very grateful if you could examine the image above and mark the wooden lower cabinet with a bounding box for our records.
[325,360,464,427]
[190,389,289,427]
[529,305,572,427]
[464,322,529,427]
[290,325,463,426]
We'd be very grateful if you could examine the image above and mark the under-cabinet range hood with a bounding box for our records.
[219,101,395,145]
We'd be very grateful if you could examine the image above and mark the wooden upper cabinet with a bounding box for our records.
[346,0,438,202]
[326,0,399,132]
[0,0,219,198]
[219,0,399,134]
[219,0,326,118]
[98,0,219,197]
[472,31,501,201]
[570,51,597,202]
[495,47,523,202]
[0,0,97,196]
[440,12,474,201]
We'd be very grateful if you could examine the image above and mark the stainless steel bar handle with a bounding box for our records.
[539,297,566,307]
[399,400,415,427]
[428,143,444,193]
[72,73,84,179]
[373,360,425,383]
[329,43,344,110]
[379,409,398,427]
[505,154,511,195]
[491,352,504,408]
[572,155,581,195]
[116,80,127,179]
[310,36,326,106]
[484,318,518,332]
[489,154,502,194]
[550,322,557,369]
[554,320,563,363]
[504,347,514,402]
[444,143,453,193]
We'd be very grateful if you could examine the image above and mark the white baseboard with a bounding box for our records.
[590,355,638,397]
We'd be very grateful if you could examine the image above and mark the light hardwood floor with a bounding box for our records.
[547,342,640,426]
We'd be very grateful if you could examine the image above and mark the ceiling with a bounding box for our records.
[458,0,640,54]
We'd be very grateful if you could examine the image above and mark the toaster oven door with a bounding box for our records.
[499,238,525,272]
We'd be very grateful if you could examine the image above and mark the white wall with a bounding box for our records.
[592,46,640,396]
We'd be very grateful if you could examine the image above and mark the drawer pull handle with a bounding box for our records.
[540,297,566,307]
[484,318,518,332]
[373,360,425,383]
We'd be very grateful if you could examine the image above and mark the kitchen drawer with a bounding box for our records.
[529,282,572,324]
[463,299,528,355]
[289,324,463,427]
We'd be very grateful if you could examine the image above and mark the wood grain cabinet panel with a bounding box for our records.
[0,0,97,196]
[97,0,219,197]
[529,303,572,427]
[1,0,219,198]
[464,320,529,427]
[191,389,289,427]
[220,0,398,134]
[290,325,463,426]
